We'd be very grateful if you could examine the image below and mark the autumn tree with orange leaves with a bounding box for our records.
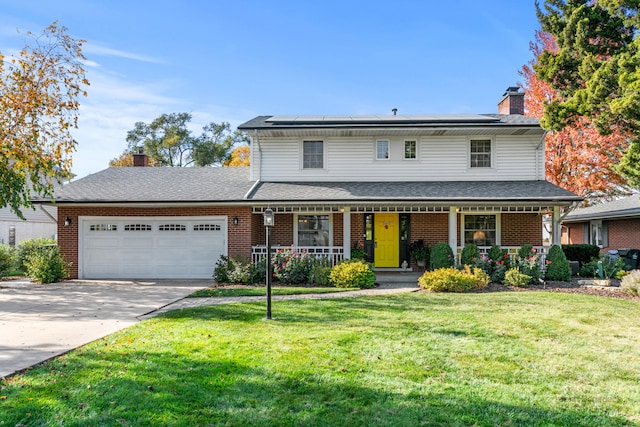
[0,22,88,217]
[520,30,631,205]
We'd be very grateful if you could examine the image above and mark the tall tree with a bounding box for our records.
[223,145,251,167]
[0,22,88,217]
[535,0,640,187]
[520,30,631,203]
[116,113,247,167]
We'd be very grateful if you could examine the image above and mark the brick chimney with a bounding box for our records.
[497,86,525,115]
[132,147,149,167]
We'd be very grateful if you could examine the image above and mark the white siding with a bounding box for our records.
[256,134,544,182]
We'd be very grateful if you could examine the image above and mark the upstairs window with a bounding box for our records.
[404,140,417,159]
[470,139,492,168]
[376,140,389,160]
[303,141,324,169]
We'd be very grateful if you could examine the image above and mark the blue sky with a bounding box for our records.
[1,0,541,178]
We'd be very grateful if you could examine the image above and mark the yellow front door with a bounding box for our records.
[374,213,399,267]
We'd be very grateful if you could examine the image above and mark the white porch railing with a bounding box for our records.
[456,246,550,267]
[252,245,345,267]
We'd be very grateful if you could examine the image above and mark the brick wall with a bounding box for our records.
[562,223,585,245]
[408,213,449,245]
[58,205,253,278]
[501,213,542,246]
[606,218,640,250]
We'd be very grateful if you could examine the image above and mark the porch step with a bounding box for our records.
[374,270,421,283]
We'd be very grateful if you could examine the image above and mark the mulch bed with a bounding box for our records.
[473,279,640,302]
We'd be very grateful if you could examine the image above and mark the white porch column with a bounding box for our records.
[342,207,351,259]
[552,206,562,246]
[448,206,458,251]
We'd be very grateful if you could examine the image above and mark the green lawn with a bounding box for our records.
[189,285,357,298]
[2,292,640,426]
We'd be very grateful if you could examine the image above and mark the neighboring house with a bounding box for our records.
[41,87,581,279]
[562,194,640,251]
[0,205,57,246]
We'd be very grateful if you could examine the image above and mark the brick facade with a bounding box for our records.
[562,219,640,251]
[61,207,545,278]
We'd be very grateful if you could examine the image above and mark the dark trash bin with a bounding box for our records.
[618,248,640,270]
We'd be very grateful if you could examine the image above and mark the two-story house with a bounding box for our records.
[45,88,581,279]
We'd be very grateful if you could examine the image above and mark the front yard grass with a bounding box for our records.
[189,285,357,298]
[2,292,640,426]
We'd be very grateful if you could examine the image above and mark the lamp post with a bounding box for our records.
[263,208,274,320]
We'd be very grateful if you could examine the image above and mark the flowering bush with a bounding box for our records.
[512,245,542,285]
[213,256,264,284]
[272,248,315,284]
[419,266,488,292]
[329,259,375,289]
[351,242,368,261]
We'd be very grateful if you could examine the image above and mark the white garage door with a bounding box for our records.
[80,216,227,279]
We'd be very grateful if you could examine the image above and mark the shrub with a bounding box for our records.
[430,242,454,270]
[213,255,232,283]
[249,259,266,285]
[419,266,488,292]
[310,265,332,286]
[409,240,429,264]
[562,244,601,267]
[0,244,15,277]
[25,245,70,284]
[579,256,625,279]
[504,268,532,287]
[329,259,375,289]
[14,238,56,272]
[460,244,479,267]
[514,246,542,284]
[272,249,314,284]
[545,245,572,282]
[621,270,640,296]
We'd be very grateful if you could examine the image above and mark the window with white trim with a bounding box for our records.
[590,220,604,247]
[296,214,330,246]
[463,214,497,246]
[89,224,117,231]
[470,139,492,168]
[404,140,416,159]
[159,224,186,231]
[303,140,324,169]
[376,140,389,160]
[194,224,221,231]
[124,224,152,231]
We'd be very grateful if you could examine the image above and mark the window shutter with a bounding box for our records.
[583,223,589,244]
[602,221,609,248]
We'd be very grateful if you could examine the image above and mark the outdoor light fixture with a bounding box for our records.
[233,216,239,226]
[263,208,274,320]
[64,217,72,227]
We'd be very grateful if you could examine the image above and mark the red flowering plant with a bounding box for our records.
[351,242,368,261]
[513,244,542,284]
[271,248,315,284]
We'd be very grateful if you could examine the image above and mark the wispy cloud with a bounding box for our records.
[83,43,163,64]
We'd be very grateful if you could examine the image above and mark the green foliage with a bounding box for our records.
[514,251,542,284]
[213,256,264,285]
[24,245,70,284]
[118,113,249,167]
[486,245,511,283]
[460,244,479,267]
[545,245,572,282]
[272,249,315,284]
[14,238,57,271]
[419,266,488,293]
[580,255,625,279]
[351,242,368,261]
[518,244,535,260]
[535,1,640,187]
[409,240,429,263]
[310,265,332,286]
[621,269,640,296]
[562,244,601,266]
[504,268,532,287]
[430,242,454,270]
[329,259,375,289]
[0,244,15,276]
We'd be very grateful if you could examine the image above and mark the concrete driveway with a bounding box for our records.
[0,279,207,379]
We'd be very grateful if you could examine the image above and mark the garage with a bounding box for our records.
[79,216,227,279]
